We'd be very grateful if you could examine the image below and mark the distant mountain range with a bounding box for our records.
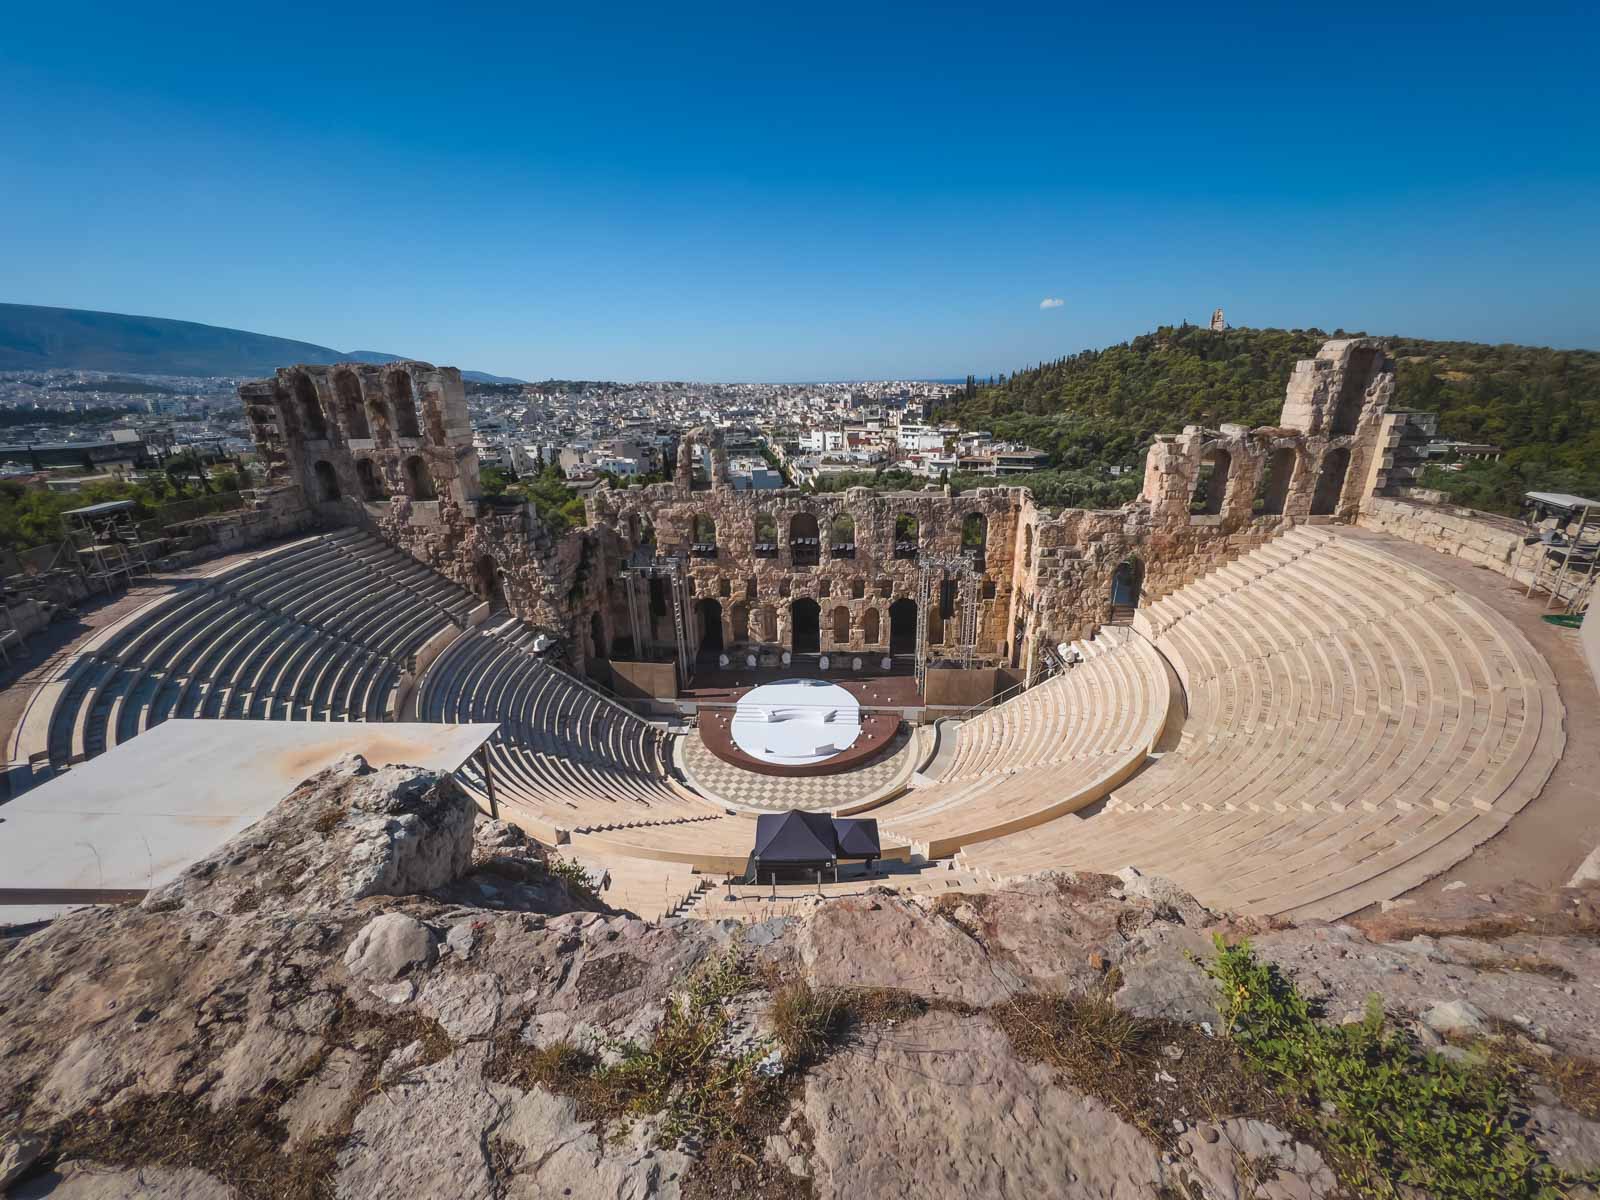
[0,303,523,384]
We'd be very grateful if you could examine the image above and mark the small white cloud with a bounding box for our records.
[1039,297,1065,309]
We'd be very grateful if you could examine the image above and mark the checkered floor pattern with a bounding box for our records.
[680,728,915,810]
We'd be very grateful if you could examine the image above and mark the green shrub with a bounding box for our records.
[1205,936,1590,1199]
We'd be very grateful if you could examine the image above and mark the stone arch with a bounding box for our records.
[475,553,505,608]
[1191,447,1231,515]
[829,512,856,558]
[961,512,987,548]
[717,577,731,598]
[889,598,917,655]
[730,602,749,643]
[692,513,717,547]
[389,370,422,439]
[850,577,865,600]
[335,371,369,439]
[405,454,436,501]
[356,458,386,502]
[696,598,724,654]
[1111,557,1143,611]
[790,512,820,565]
[312,460,340,502]
[1329,345,1381,437]
[753,510,778,555]
[862,607,881,646]
[294,373,327,438]
[790,597,820,653]
[831,604,851,644]
[894,513,919,559]
[1257,447,1297,516]
[1311,447,1350,516]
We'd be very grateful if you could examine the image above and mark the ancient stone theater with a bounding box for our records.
[9,340,1584,922]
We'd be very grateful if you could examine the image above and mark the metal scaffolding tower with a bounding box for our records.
[1515,492,1600,616]
[62,500,152,595]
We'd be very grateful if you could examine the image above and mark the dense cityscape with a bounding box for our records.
[0,368,1055,501]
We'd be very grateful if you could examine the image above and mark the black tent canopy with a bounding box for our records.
[832,817,882,862]
[746,811,883,882]
[752,810,837,868]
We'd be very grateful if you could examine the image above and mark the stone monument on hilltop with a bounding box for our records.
[1210,307,1226,332]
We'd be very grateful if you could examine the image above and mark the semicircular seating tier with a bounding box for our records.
[864,627,1176,859]
[10,528,483,776]
[958,525,1566,922]
[415,620,719,843]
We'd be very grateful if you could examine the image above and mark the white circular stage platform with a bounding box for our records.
[729,678,863,766]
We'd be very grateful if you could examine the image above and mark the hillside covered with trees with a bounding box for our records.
[934,325,1600,515]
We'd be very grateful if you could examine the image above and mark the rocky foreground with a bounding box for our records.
[2,759,1599,1199]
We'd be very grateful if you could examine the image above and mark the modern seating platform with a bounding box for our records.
[416,619,718,843]
[959,525,1566,921]
[11,528,482,778]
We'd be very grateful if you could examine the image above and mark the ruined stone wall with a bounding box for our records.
[239,360,585,655]
[588,452,1027,665]
[238,337,1399,684]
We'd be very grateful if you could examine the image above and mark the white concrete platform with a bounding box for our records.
[0,719,498,922]
[729,678,862,765]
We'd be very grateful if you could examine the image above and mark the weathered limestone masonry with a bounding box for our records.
[239,337,1416,680]
[1023,337,1398,648]
[240,361,582,646]
[588,433,1028,665]
[1360,494,1533,582]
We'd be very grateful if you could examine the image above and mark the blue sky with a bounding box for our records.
[2,1,1596,380]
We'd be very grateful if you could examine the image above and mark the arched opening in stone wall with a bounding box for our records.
[717,578,731,598]
[426,398,447,445]
[730,603,749,643]
[1311,447,1350,516]
[790,513,820,566]
[961,513,987,549]
[696,598,724,654]
[1111,558,1143,613]
[389,370,422,439]
[754,511,778,557]
[335,371,369,439]
[831,605,850,644]
[829,513,856,559]
[590,613,606,661]
[790,598,820,653]
[1329,346,1379,437]
[405,455,436,500]
[862,608,881,646]
[356,459,387,502]
[889,598,917,655]
[1256,447,1297,516]
[691,513,717,557]
[475,553,505,608]
[312,460,340,502]
[294,373,328,438]
[894,513,919,560]
[851,578,865,600]
[1191,448,1231,515]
